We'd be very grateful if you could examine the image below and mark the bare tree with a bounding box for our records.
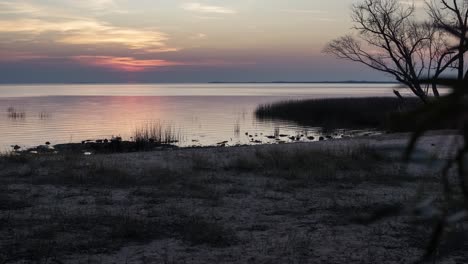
[324,0,446,103]
[428,0,468,81]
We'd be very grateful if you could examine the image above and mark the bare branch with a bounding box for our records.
[325,0,468,101]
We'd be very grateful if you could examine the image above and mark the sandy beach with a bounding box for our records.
[0,131,465,263]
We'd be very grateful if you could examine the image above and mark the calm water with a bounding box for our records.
[0,83,403,151]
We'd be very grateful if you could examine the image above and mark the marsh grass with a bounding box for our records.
[0,144,407,189]
[255,97,421,131]
[229,145,384,172]
[224,145,412,187]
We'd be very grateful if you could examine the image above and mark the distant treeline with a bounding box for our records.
[210,81,398,84]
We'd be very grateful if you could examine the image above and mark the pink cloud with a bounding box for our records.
[72,56,255,72]
[72,56,187,72]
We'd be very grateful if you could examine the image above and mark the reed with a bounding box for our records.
[38,111,50,120]
[255,97,421,131]
[133,121,181,145]
[233,121,240,136]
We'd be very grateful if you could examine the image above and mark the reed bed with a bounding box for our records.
[255,97,421,131]
[7,107,26,119]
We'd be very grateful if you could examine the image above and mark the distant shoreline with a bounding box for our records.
[0,81,398,85]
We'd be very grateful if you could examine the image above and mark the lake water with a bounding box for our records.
[0,83,404,151]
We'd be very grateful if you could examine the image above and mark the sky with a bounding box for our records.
[0,0,400,83]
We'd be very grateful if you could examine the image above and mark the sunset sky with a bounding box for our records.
[0,0,410,83]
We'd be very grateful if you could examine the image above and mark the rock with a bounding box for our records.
[38,145,50,150]
[307,136,315,140]
[45,141,51,145]
[12,145,21,151]
[319,137,325,141]
[266,136,276,139]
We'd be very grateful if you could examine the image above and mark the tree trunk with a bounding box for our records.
[432,82,440,97]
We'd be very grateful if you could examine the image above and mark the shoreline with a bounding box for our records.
[11,129,455,156]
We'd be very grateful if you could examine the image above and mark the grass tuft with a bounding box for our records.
[133,122,181,149]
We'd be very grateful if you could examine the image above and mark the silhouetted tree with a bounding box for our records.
[403,19,468,260]
[427,0,468,82]
[324,0,463,102]
[358,17,468,263]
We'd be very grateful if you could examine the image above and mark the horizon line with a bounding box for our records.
[0,80,398,85]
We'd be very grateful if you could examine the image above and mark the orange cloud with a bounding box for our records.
[0,18,177,52]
